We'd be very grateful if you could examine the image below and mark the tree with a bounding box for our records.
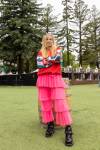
[74,0,89,66]
[58,0,74,66]
[63,51,75,67]
[40,4,58,34]
[82,5,100,67]
[0,0,43,73]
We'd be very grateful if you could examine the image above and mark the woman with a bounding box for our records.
[36,33,73,146]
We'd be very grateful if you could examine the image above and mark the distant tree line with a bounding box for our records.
[0,0,100,73]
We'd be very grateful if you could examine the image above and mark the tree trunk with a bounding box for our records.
[79,20,82,66]
[17,54,23,74]
[65,0,70,66]
[25,60,30,73]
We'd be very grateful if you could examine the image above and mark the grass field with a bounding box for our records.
[0,85,100,150]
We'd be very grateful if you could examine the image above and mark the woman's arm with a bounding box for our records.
[37,51,52,68]
[37,55,46,68]
[47,48,62,63]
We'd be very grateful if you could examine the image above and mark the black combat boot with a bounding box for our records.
[65,125,73,146]
[45,121,55,137]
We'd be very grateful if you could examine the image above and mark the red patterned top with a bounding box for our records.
[37,47,62,75]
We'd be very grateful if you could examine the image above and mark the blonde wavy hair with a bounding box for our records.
[40,33,58,58]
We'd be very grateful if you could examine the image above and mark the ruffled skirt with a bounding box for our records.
[36,74,72,126]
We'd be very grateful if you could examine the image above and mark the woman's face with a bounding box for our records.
[45,35,53,49]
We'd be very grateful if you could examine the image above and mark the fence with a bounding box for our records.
[62,72,100,81]
[0,71,100,86]
[0,73,37,86]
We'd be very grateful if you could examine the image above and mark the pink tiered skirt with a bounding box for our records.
[36,74,72,127]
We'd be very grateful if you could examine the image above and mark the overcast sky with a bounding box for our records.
[38,0,100,17]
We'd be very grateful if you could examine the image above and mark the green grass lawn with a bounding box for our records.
[0,85,100,150]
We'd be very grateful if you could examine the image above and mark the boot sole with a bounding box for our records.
[45,131,55,137]
[65,142,74,146]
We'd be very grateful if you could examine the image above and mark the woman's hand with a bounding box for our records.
[43,58,49,65]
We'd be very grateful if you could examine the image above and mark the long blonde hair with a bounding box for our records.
[40,33,57,58]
